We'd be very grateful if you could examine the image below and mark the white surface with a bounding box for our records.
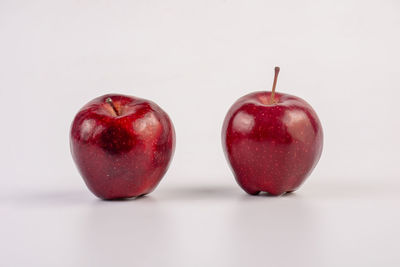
[1,0,400,266]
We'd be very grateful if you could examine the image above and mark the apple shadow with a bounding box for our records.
[301,178,400,199]
[100,194,147,201]
[93,194,156,204]
[10,189,157,209]
[255,190,298,197]
[156,182,306,201]
[157,184,242,201]
[8,189,93,208]
[9,178,396,208]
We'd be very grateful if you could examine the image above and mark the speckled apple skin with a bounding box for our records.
[222,91,323,195]
[70,94,175,200]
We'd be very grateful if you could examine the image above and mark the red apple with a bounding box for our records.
[222,67,323,195]
[70,94,175,199]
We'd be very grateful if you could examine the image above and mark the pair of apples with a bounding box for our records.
[70,68,323,199]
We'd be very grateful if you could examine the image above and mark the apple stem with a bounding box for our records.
[106,97,119,116]
[270,66,280,104]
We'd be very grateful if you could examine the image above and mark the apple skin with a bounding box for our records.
[70,94,175,200]
[222,91,323,195]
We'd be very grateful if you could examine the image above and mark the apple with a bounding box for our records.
[70,94,175,199]
[222,67,323,195]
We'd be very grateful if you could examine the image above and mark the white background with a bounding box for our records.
[1,0,400,266]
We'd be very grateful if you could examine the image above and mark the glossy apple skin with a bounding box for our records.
[222,91,323,195]
[70,94,175,200]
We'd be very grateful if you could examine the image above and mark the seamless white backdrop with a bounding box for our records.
[1,0,400,266]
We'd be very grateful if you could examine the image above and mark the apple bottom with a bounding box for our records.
[238,183,299,196]
[74,146,172,200]
[83,172,163,200]
[230,156,314,196]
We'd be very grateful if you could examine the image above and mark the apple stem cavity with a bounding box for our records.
[270,66,280,104]
[106,97,120,116]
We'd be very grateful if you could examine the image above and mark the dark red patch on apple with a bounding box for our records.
[100,126,135,154]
